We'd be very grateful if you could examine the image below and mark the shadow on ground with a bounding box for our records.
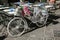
[46,14,60,26]
[23,14,60,35]
[0,36,6,40]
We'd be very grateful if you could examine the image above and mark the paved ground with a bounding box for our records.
[0,9,60,40]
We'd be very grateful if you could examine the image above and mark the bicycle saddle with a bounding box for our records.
[3,8,17,16]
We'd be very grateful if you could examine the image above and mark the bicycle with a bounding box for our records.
[7,3,49,37]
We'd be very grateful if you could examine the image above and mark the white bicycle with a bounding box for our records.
[7,3,49,37]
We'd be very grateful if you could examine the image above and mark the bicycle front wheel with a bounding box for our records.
[36,11,48,27]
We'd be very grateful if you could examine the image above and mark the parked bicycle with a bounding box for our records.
[0,2,49,37]
[7,3,49,37]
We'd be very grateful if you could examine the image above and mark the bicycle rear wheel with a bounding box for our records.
[7,17,28,37]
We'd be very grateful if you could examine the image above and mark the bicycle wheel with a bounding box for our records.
[7,17,28,37]
[36,11,48,27]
